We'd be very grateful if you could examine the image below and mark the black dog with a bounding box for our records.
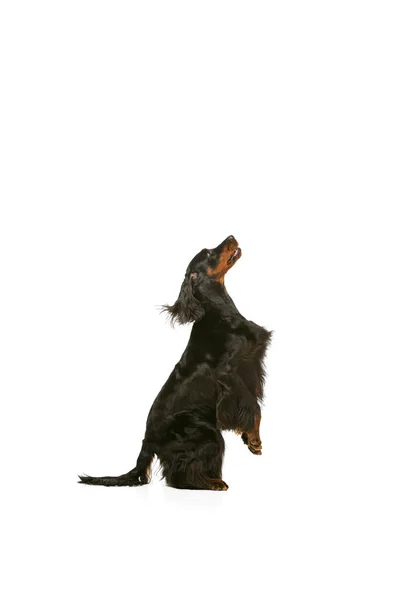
[79,236,271,491]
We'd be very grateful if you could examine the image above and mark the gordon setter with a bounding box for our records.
[79,236,272,491]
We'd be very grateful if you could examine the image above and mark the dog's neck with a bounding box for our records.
[202,284,243,321]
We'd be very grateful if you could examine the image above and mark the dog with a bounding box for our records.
[79,235,272,491]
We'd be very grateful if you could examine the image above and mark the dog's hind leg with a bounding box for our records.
[168,471,229,491]
[159,419,228,491]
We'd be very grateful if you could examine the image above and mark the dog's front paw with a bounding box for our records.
[248,438,262,455]
[242,432,262,455]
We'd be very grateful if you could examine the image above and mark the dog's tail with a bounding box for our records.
[78,441,154,487]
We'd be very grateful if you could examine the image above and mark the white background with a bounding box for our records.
[1,1,399,598]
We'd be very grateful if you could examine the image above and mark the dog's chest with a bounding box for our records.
[191,317,270,369]
[232,320,270,357]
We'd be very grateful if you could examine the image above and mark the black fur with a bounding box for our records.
[79,236,272,491]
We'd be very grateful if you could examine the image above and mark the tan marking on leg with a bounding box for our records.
[245,411,262,455]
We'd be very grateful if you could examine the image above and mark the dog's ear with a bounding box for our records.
[162,272,205,325]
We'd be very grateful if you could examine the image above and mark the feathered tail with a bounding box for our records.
[78,441,154,487]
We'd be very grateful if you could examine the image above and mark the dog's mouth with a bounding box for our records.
[207,236,242,283]
[227,247,242,264]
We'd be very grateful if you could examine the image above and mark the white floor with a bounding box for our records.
[3,417,398,599]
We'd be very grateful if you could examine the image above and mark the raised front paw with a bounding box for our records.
[248,439,262,455]
[241,432,262,455]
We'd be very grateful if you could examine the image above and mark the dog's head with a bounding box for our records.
[163,236,242,325]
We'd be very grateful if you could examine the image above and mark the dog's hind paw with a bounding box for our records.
[209,479,229,491]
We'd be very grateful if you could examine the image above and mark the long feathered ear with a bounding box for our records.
[162,272,205,325]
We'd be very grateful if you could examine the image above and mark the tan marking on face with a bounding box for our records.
[206,247,234,283]
[206,241,241,283]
